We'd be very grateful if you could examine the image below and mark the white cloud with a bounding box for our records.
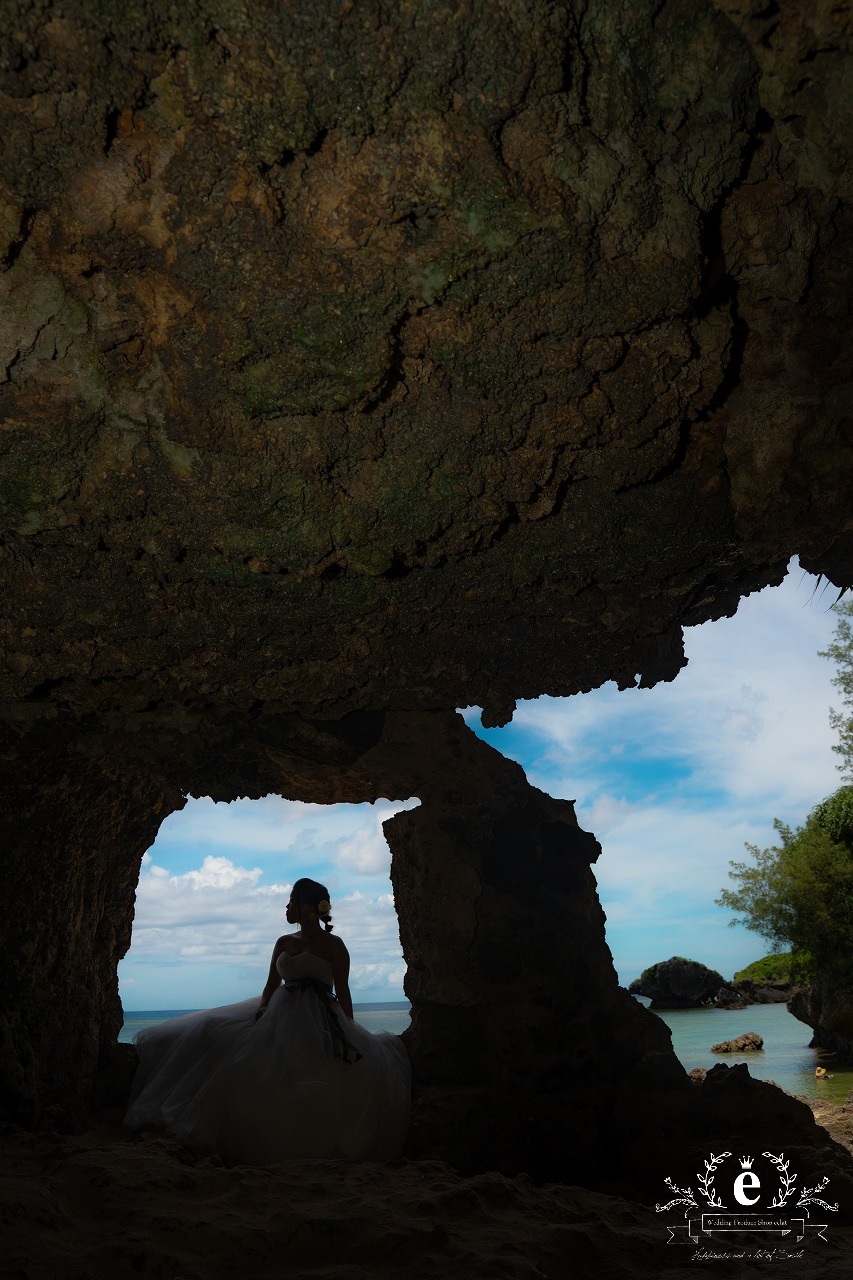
[585,793,634,836]
[352,962,408,992]
[161,794,333,851]
[333,803,419,875]
[332,891,403,952]
[153,794,419,871]
[509,562,840,814]
[179,856,265,890]
[124,854,292,1009]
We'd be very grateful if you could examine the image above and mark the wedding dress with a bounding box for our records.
[124,950,411,1164]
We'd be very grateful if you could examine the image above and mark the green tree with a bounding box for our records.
[820,599,853,781]
[716,823,798,953]
[811,785,853,846]
[716,802,853,984]
[717,600,853,984]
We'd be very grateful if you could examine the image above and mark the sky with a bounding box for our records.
[118,558,846,1011]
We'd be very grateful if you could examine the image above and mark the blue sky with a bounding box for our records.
[119,558,844,1010]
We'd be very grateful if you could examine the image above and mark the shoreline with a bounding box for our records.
[801,1094,853,1156]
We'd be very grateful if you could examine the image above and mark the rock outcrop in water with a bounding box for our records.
[1,0,853,1209]
[732,980,789,1005]
[711,1031,764,1053]
[629,957,726,1009]
[717,954,792,1006]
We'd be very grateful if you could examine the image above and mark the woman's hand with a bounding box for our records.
[254,1002,267,1022]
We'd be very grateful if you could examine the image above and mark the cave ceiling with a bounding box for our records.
[1,0,851,750]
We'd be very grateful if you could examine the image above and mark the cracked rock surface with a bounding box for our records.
[1,0,851,734]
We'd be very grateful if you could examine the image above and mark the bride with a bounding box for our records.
[124,878,411,1164]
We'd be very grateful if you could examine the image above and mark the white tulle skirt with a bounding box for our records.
[124,984,411,1165]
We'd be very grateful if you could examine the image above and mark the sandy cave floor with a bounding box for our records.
[3,1105,853,1280]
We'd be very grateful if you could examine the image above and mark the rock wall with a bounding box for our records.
[384,715,682,1180]
[0,722,183,1128]
[790,983,853,1066]
[1,0,851,734]
[1,705,680,1183]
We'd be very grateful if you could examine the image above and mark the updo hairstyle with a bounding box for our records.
[292,877,334,932]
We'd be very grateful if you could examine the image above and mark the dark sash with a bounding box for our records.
[285,978,363,1065]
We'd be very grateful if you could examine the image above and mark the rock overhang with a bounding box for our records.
[0,0,851,737]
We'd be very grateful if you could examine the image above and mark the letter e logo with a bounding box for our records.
[734,1171,761,1206]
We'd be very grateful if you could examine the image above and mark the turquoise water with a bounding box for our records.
[646,999,853,1105]
[120,1001,411,1043]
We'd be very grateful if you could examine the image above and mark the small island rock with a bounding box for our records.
[629,957,726,1009]
[711,1032,764,1053]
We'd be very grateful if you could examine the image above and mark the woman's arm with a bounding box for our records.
[255,936,287,1019]
[330,938,354,1021]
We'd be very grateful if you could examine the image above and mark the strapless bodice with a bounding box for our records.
[276,949,334,987]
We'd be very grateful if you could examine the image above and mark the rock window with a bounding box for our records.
[118,795,419,1020]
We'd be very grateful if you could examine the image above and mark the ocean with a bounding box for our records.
[645,998,853,1105]
[121,998,853,1105]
